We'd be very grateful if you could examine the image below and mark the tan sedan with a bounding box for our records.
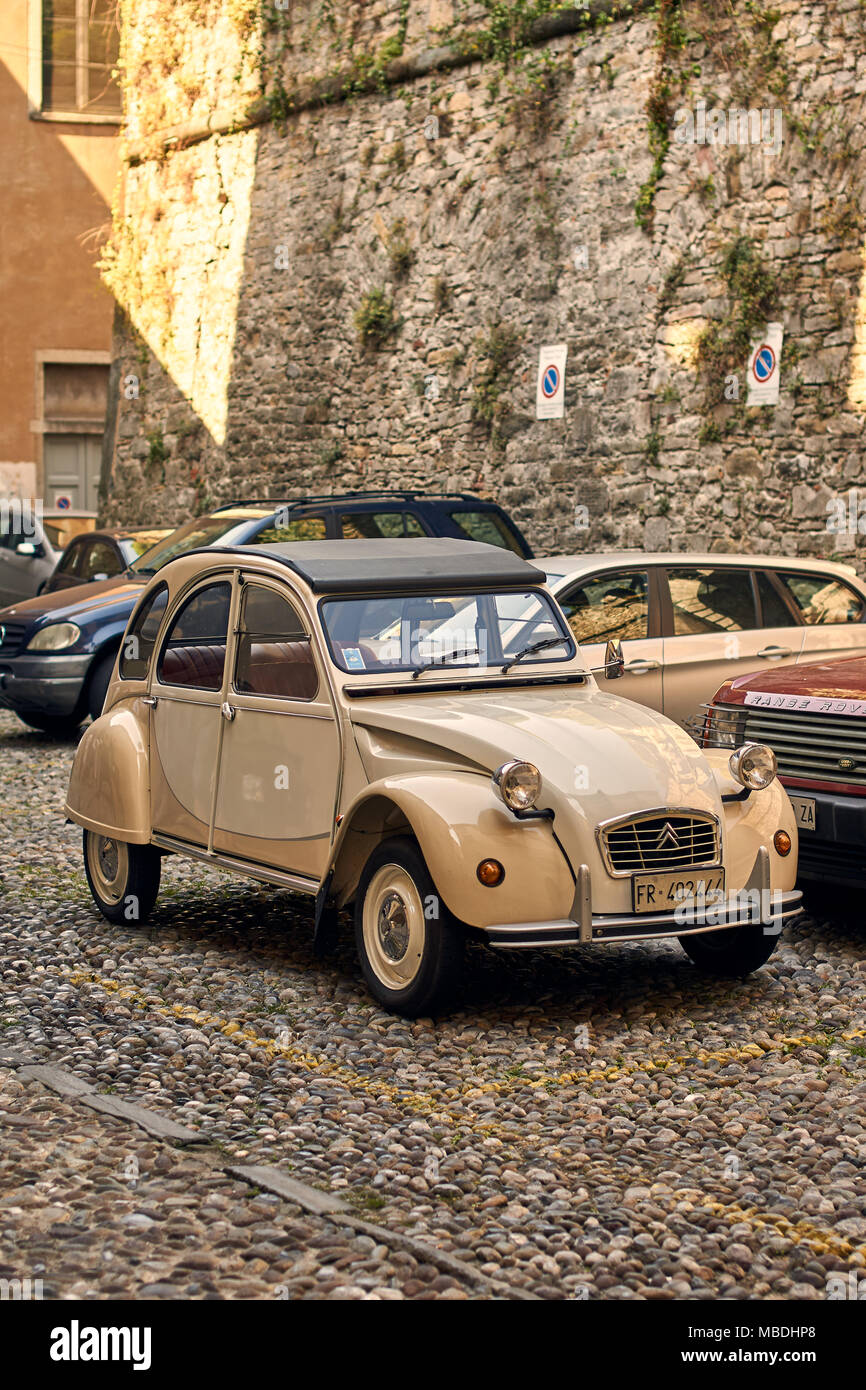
[541,552,866,726]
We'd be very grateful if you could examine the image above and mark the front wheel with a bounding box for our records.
[83,829,161,925]
[679,923,778,976]
[354,836,463,1016]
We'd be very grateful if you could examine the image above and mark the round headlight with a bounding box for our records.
[729,741,777,791]
[26,622,81,652]
[492,759,542,811]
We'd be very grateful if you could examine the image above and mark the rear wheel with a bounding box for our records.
[18,712,83,736]
[83,829,161,925]
[679,924,778,976]
[354,836,463,1016]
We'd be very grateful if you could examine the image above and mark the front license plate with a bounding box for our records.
[789,795,815,832]
[632,868,726,914]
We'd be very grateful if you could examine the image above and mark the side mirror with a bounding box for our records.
[604,639,625,679]
[93,572,109,581]
[16,541,36,557]
[589,638,625,680]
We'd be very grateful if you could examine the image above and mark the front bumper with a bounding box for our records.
[789,787,866,887]
[0,653,92,716]
[481,851,803,949]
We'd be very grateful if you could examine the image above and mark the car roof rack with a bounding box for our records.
[211,490,492,512]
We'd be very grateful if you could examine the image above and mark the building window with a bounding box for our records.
[41,1,121,115]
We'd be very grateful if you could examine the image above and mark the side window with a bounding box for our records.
[79,541,120,582]
[234,585,318,701]
[340,511,426,539]
[447,509,524,556]
[776,572,865,625]
[57,542,83,576]
[667,568,757,635]
[756,572,798,628]
[158,582,232,690]
[120,585,169,680]
[249,516,327,544]
[558,571,650,645]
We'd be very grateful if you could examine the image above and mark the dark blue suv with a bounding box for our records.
[0,492,532,734]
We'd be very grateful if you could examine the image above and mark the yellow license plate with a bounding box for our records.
[632,867,725,914]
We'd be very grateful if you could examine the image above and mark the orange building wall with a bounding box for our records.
[0,0,119,502]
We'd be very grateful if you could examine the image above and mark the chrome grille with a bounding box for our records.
[599,812,720,876]
[740,706,866,787]
[0,622,28,657]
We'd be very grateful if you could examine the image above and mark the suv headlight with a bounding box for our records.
[729,741,777,790]
[26,622,81,652]
[492,759,542,811]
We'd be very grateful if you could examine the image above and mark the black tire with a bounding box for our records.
[18,712,83,736]
[354,835,463,1016]
[87,649,117,720]
[679,923,779,976]
[83,828,161,925]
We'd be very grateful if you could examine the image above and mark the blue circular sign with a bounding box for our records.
[753,344,775,383]
[542,365,560,399]
[56,495,71,510]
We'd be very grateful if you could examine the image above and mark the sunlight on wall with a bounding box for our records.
[661,319,705,370]
[115,127,259,447]
[847,243,866,411]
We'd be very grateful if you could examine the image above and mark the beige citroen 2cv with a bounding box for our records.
[65,539,802,1015]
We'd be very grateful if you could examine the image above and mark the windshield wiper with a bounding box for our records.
[411,646,480,680]
[501,635,568,674]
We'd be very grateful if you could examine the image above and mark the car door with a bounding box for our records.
[212,578,341,880]
[0,510,48,604]
[771,569,866,665]
[555,568,664,710]
[148,577,234,846]
[660,565,805,726]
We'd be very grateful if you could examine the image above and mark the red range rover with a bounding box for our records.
[703,656,866,889]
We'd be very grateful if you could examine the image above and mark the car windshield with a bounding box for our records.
[130,514,270,576]
[321,589,575,675]
[118,530,174,563]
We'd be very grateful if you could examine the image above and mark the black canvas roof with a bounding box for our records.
[215,537,545,593]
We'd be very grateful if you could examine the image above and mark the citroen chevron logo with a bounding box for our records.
[656,822,680,849]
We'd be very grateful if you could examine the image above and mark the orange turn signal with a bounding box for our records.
[774,830,792,857]
[477,858,505,887]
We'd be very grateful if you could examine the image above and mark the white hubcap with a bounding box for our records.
[362,864,426,991]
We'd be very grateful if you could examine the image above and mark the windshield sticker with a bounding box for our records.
[342,647,366,671]
[744,691,866,717]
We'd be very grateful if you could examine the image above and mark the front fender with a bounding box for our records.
[64,698,151,843]
[706,751,798,893]
[329,772,575,929]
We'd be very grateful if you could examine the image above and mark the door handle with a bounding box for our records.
[221,702,236,721]
[141,695,157,707]
[757,646,793,659]
[624,659,661,673]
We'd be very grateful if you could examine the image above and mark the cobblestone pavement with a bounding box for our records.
[1,710,864,1300]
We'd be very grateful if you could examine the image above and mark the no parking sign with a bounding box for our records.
[536,344,568,420]
[747,323,783,406]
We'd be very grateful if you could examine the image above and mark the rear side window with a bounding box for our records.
[558,571,650,644]
[157,582,231,690]
[447,509,524,555]
[341,511,426,539]
[57,543,83,576]
[776,572,864,625]
[234,585,318,701]
[667,567,757,634]
[120,585,169,680]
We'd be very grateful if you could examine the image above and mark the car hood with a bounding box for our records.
[0,575,145,626]
[349,683,723,826]
[715,654,866,705]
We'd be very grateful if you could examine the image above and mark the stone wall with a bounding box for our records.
[102,0,866,561]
